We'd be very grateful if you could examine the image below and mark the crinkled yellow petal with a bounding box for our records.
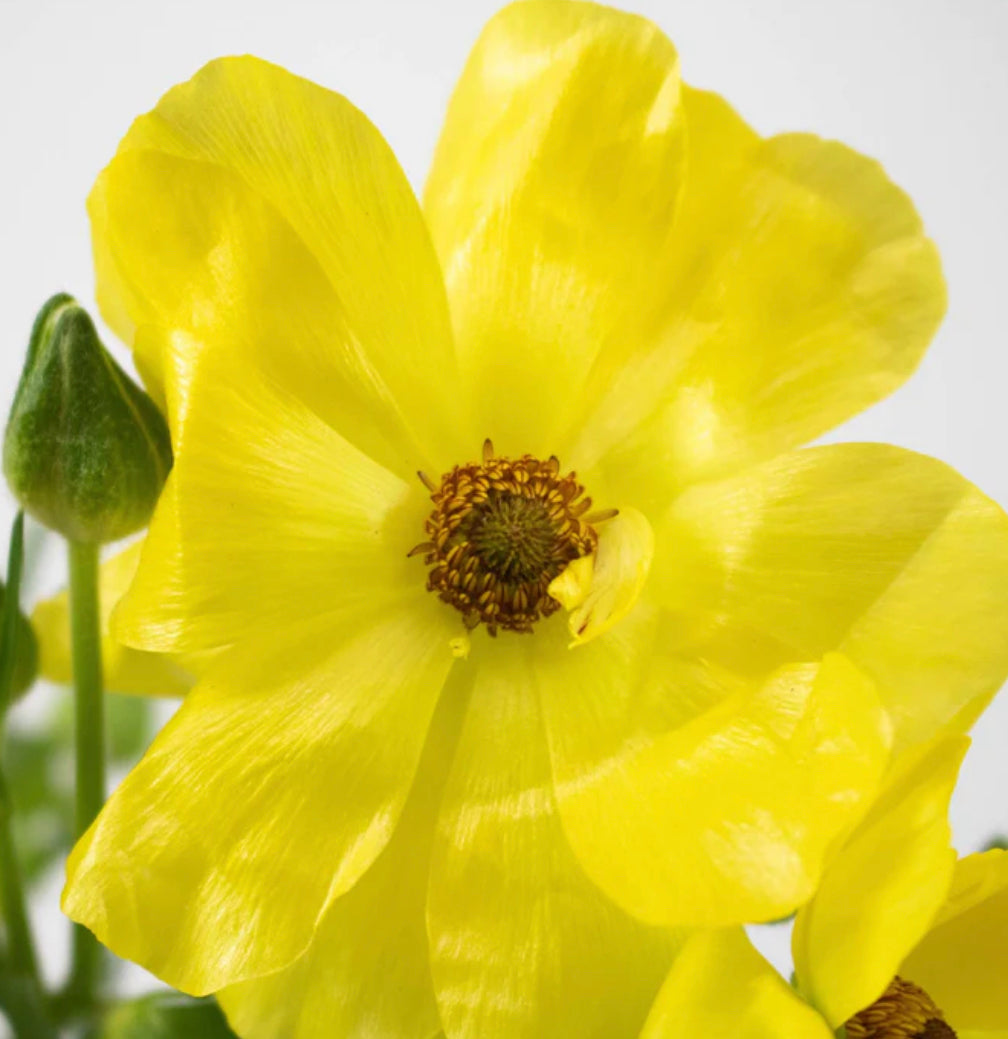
[90,54,464,472]
[640,929,834,1039]
[576,91,944,502]
[427,635,682,1039]
[792,736,967,1027]
[32,541,195,697]
[656,443,1008,750]
[424,0,686,455]
[113,338,424,655]
[63,597,458,994]
[539,626,890,927]
[901,850,1008,1031]
[218,665,471,1039]
[548,506,653,645]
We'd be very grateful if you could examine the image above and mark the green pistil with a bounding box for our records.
[465,491,558,583]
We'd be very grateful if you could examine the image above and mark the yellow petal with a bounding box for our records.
[792,736,967,1027]
[218,665,471,1039]
[655,443,1008,751]
[901,850,1008,1031]
[424,0,686,454]
[63,598,457,994]
[90,55,464,473]
[114,341,423,655]
[576,90,944,501]
[540,624,890,927]
[32,541,195,697]
[640,929,833,1039]
[548,506,653,645]
[427,635,682,1039]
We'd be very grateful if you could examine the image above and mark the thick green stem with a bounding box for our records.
[66,539,105,1004]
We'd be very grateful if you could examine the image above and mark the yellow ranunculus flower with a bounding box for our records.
[58,1,1008,1036]
[641,736,1008,1039]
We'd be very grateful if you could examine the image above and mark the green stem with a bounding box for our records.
[0,514,36,979]
[0,772,37,983]
[0,513,56,1038]
[66,539,106,1005]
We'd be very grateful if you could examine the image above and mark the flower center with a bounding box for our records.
[844,977,956,1039]
[411,440,613,636]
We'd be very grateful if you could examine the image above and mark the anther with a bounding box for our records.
[583,508,619,525]
[407,542,435,558]
[482,438,495,463]
[844,977,957,1039]
[417,470,437,492]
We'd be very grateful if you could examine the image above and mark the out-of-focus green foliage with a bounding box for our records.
[0,579,37,703]
[100,993,238,1039]
[8,692,158,884]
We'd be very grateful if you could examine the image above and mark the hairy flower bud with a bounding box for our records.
[3,295,172,543]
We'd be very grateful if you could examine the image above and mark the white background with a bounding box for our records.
[1,0,1007,989]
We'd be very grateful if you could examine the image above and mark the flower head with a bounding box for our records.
[640,737,1008,1039]
[59,2,1008,1037]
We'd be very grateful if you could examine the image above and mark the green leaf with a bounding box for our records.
[0,580,37,703]
[101,993,238,1039]
[0,513,28,716]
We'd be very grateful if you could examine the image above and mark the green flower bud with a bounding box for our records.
[101,994,238,1039]
[3,295,172,543]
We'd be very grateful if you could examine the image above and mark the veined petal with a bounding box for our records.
[901,850,1008,1031]
[33,541,195,697]
[424,0,686,455]
[63,597,458,994]
[792,736,966,1027]
[639,929,833,1039]
[91,55,463,472]
[427,635,681,1039]
[655,443,1008,750]
[539,620,890,927]
[218,665,472,1039]
[576,91,944,501]
[114,342,423,656]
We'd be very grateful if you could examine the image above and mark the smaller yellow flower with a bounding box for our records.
[32,542,197,698]
[639,736,1008,1038]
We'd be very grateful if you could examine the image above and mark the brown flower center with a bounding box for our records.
[410,440,613,636]
[844,977,956,1039]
